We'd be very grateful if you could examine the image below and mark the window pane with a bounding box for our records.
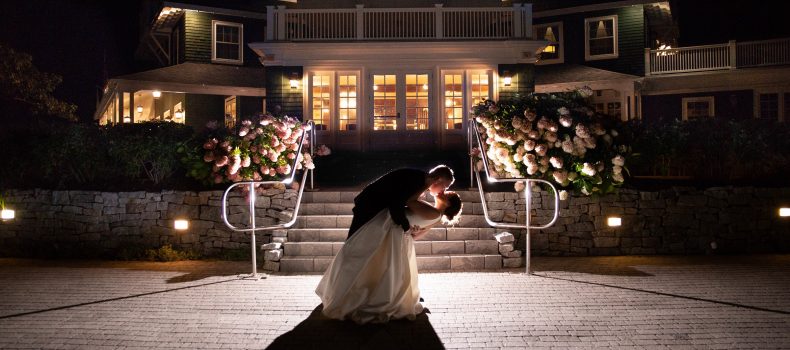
[312,75,331,130]
[373,75,397,130]
[760,93,778,119]
[470,72,490,107]
[406,74,429,130]
[444,74,463,130]
[588,19,615,56]
[338,74,358,131]
[215,24,241,61]
[537,25,560,60]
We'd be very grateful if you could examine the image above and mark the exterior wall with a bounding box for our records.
[238,96,265,121]
[535,5,646,76]
[185,94,225,129]
[264,66,304,119]
[2,187,788,258]
[293,0,503,9]
[183,11,265,67]
[641,90,754,122]
[498,64,535,100]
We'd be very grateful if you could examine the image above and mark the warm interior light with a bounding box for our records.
[1,209,14,220]
[174,109,184,120]
[152,90,162,98]
[502,71,512,87]
[289,79,299,89]
[422,84,428,90]
[607,217,622,227]
[174,219,189,230]
[542,45,557,53]
[780,208,790,217]
[373,85,378,91]
[136,105,143,113]
[123,116,131,123]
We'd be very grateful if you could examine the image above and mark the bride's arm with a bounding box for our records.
[410,221,439,240]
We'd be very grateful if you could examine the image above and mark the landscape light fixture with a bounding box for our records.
[502,71,512,87]
[607,217,622,227]
[1,209,14,220]
[780,207,790,217]
[174,219,189,230]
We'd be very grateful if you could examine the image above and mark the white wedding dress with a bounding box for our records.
[315,208,440,324]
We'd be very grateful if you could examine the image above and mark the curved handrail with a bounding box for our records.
[219,120,316,278]
[468,118,560,230]
[468,117,561,274]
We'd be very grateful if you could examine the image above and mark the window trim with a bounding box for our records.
[212,20,244,65]
[442,70,466,131]
[584,15,618,61]
[681,96,715,121]
[534,21,564,65]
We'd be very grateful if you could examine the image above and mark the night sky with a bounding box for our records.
[0,0,785,122]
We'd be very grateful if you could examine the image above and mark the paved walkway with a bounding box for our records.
[0,255,789,349]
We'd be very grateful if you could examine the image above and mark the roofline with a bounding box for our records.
[163,1,266,19]
[533,0,665,19]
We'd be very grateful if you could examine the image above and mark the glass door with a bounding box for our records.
[369,71,432,150]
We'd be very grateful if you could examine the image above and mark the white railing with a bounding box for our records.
[646,38,790,75]
[737,38,790,67]
[220,121,315,279]
[468,118,559,275]
[266,3,532,41]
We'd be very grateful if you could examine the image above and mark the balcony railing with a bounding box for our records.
[645,38,790,75]
[265,4,532,41]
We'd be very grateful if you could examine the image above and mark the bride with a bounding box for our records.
[315,191,462,324]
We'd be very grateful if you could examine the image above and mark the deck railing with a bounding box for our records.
[266,3,532,41]
[646,38,790,75]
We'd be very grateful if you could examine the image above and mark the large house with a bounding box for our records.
[95,0,790,152]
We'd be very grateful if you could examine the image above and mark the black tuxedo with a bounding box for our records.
[347,168,427,239]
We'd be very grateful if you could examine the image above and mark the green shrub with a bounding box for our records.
[105,122,194,185]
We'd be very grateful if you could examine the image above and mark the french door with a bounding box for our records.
[368,70,434,150]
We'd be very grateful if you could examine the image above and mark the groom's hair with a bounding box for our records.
[428,164,455,186]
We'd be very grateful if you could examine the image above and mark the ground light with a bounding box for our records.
[780,207,790,217]
[607,217,622,227]
[174,219,189,230]
[1,209,14,220]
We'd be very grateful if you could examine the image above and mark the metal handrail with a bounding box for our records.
[468,118,560,274]
[220,120,316,279]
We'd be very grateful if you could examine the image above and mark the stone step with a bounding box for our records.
[298,203,355,215]
[279,254,505,272]
[292,210,498,229]
[301,190,490,204]
[287,226,500,242]
[282,240,499,256]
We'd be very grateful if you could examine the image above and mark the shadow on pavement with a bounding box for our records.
[266,305,446,350]
[530,255,790,276]
[0,258,250,283]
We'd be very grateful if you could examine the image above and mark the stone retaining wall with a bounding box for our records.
[484,187,790,256]
[0,187,788,258]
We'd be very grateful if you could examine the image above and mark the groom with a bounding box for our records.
[347,165,455,239]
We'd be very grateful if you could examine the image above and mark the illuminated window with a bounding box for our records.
[311,74,331,130]
[585,15,618,60]
[225,96,237,128]
[100,93,117,125]
[212,21,243,64]
[373,74,397,131]
[444,74,463,130]
[470,72,490,107]
[338,75,357,131]
[534,22,563,64]
[682,96,715,120]
[122,92,131,123]
[406,74,429,130]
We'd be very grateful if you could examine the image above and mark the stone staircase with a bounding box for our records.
[264,190,525,272]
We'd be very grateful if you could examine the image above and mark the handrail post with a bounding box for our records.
[276,5,287,41]
[266,6,275,41]
[525,181,532,274]
[355,4,364,40]
[729,40,737,69]
[644,48,652,76]
[434,4,443,39]
[248,182,257,277]
[512,3,523,38]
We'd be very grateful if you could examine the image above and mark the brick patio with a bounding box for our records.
[0,255,788,349]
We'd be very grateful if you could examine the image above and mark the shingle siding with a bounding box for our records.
[535,5,645,76]
[265,66,304,120]
[183,11,265,67]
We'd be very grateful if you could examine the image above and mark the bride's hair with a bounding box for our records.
[441,191,463,225]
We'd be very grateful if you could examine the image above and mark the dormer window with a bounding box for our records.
[534,22,563,64]
[212,20,243,64]
[585,15,618,61]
